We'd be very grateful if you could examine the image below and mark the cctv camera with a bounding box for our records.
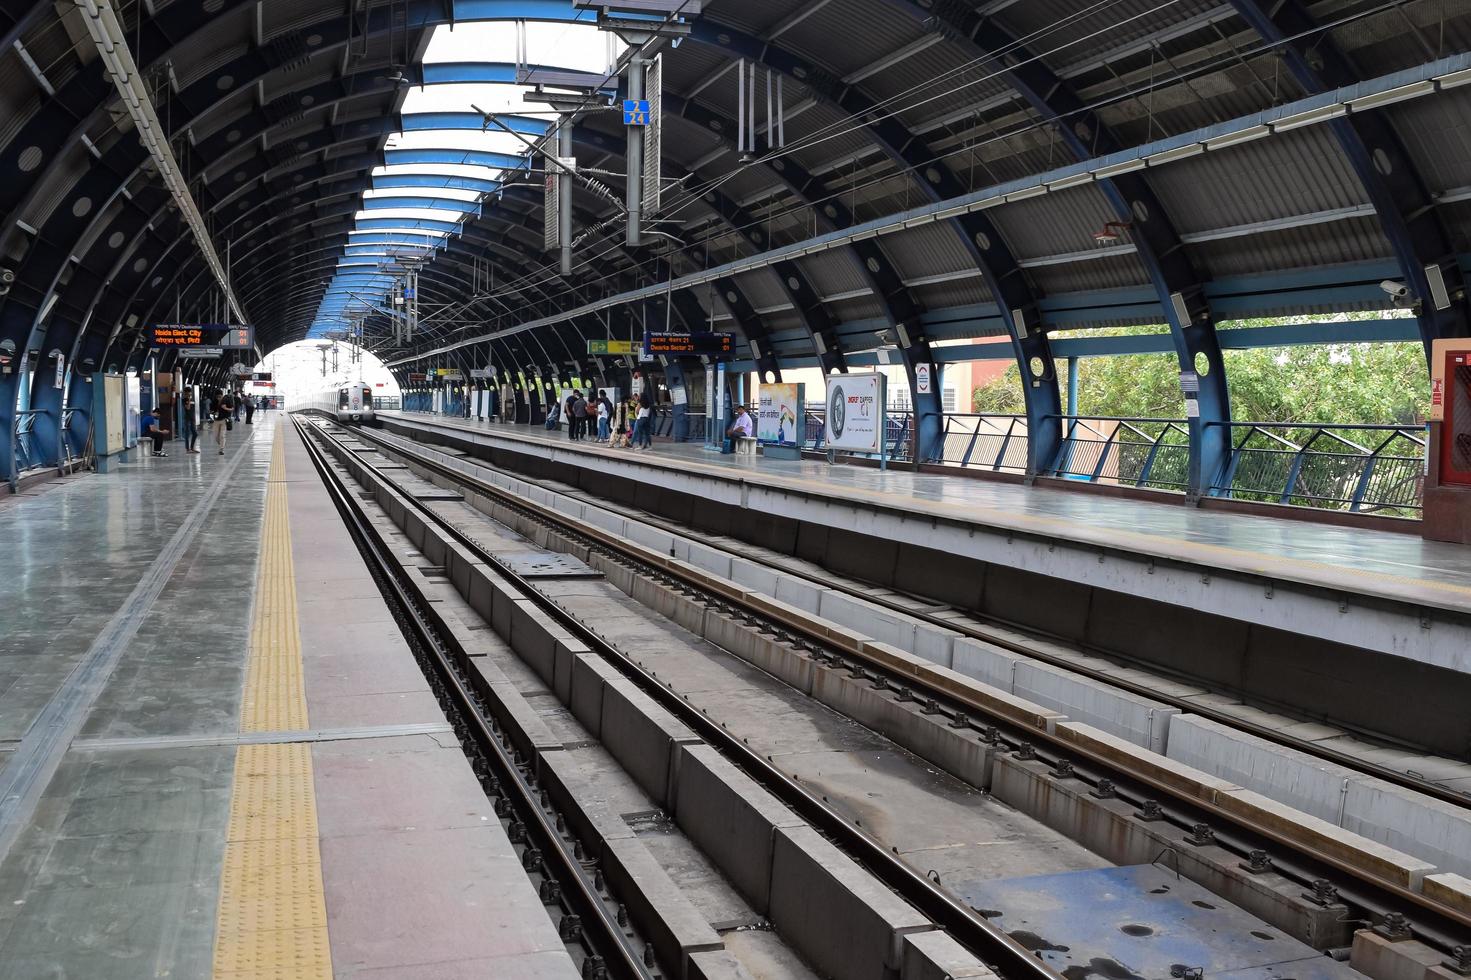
[1379,280,1410,299]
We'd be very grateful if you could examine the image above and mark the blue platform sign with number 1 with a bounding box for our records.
[623,100,650,126]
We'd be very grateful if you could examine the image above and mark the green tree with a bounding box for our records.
[972,327,1428,425]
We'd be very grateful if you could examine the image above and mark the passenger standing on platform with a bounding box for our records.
[563,390,578,439]
[182,391,199,454]
[634,393,653,450]
[139,408,168,457]
[244,393,255,426]
[213,390,233,454]
[596,390,611,443]
[571,391,589,441]
[621,398,638,448]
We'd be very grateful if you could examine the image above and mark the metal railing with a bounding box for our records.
[797,408,914,461]
[13,409,44,472]
[1209,422,1425,515]
[1052,416,1192,492]
[926,413,1031,472]
[395,402,1428,518]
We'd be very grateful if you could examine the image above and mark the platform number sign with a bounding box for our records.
[623,99,650,126]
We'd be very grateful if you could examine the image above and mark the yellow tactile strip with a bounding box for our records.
[239,429,308,733]
[213,424,333,979]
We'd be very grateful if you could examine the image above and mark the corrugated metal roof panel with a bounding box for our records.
[1445,200,1471,252]
[797,248,873,296]
[883,221,977,280]
[1334,2,1471,78]
[1145,125,1370,233]
[1026,253,1149,299]
[1386,86,1471,194]
[826,293,887,326]
[986,185,1123,260]
[733,268,791,311]
[781,0,926,80]
[909,277,990,311]
[994,0,1226,77]
[1187,215,1390,279]
[862,38,1012,134]
[0,56,40,152]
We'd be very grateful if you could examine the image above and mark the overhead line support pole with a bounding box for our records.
[625,55,645,247]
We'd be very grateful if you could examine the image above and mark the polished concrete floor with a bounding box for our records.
[0,420,575,979]
[386,412,1471,607]
[0,424,271,978]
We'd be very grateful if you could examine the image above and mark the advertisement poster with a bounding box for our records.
[124,374,141,448]
[823,372,884,454]
[757,383,802,445]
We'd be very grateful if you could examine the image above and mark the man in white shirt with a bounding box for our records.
[726,405,754,439]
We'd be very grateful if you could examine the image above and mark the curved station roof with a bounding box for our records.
[0,0,1466,425]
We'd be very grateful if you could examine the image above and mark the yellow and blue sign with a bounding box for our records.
[623,99,650,126]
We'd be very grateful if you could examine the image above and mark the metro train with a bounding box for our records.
[299,383,375,423]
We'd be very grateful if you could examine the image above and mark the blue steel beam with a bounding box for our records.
[127,68,794,376]
[682,18,1056,469]
[1226,0,1470,355]
[880,0,1232,492]
[154,132,747,366]
[876,0,1235,488]
[0,3,889,428]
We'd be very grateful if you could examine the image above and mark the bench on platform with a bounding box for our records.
[735,437,759,456]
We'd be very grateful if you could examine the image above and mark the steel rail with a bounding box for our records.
[376,413,1469,810]
[339,416,1471,945]
[304,415,1062,980]
[291,415,657,980]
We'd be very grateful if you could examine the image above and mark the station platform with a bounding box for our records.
[377,412,1471,682]
[0,419,575,979]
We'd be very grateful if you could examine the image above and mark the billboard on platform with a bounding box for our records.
[823,373,884,454]
[757,383,803,446]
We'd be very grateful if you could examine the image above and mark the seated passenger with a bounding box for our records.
[723,405,754,453]
[140,408,168,457]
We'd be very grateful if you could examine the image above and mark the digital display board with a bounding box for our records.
[152,324,253,349]
[643,332,734,357]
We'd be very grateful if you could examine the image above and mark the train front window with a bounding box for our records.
[339,389,349,408]
[362,389,373,410]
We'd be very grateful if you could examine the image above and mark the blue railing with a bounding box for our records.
[1051,416,1192,492]
[397,403,1426,518]
[13,409,44,472]
[1209,422,1425,515]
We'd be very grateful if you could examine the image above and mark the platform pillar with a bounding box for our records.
[1424,340,1471,543]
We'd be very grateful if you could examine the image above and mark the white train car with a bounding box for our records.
[299,383,375,423]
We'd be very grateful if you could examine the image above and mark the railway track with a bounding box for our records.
[302,414,1471,979]
[295,415,661,980]
[376,417,1471,812]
